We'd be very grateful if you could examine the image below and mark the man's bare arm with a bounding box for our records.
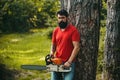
[64,41,80,67]
[68,41,80,63]
[50,43,56,56]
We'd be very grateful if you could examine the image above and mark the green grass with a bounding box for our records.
[0,27,106,80]
[0,28,53,80]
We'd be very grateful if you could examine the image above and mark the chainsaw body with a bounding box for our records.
[45,54,71,72]
[46,64,71,72]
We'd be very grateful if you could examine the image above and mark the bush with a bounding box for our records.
[0,0,60,33]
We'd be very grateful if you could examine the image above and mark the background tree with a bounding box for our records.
[103,0,120,80]
[60,0,101,80]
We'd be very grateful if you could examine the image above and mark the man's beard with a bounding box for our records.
[58,21,68,29]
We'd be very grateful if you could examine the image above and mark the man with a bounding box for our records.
[50,9,80,80]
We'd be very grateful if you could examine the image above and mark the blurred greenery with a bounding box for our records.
[0,28,52,68]
[0,28,52,80]
[97,0,107,73]
[96,1,107,79]
[0,0,60,32]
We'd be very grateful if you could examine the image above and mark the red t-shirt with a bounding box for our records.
[52,24,80,62]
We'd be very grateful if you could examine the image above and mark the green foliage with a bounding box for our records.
[0,0,60,33]
[37,0,60,28]
[101,0,107,20]
[97,0,107,74]
[97,27,106,73]
[100,0,107,27]
[1,0,36,32]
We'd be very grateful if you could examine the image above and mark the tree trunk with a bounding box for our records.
[103,0,120,80]
[60,0,101,80]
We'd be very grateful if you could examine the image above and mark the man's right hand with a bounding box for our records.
[50,53,54,58]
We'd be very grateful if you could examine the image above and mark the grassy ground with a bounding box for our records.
[0,28,53,80]
[0,27,105,80]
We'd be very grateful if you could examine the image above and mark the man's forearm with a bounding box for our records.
[50,44,56,54]
[67,41,80,63]
[68,46,80,63]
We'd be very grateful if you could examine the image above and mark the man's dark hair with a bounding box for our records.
[57,9,69,17]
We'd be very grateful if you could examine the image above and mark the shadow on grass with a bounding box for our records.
[0,64,19,80]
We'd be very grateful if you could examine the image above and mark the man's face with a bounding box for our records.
[57,14,68,23]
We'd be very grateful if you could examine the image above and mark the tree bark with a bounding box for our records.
[60,0,101,80]
[103,0,120,80]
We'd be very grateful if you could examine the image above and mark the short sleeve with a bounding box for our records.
[72,29,80,42]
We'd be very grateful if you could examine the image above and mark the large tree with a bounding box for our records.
[103,0,120,80]
[60,0,101,80]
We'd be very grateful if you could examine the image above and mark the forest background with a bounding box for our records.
[0,0,106,80]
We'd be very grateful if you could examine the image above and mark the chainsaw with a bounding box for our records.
[21,54,71,72]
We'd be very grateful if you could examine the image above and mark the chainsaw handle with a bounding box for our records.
[45,54,53,65]
[45,54,63,65]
